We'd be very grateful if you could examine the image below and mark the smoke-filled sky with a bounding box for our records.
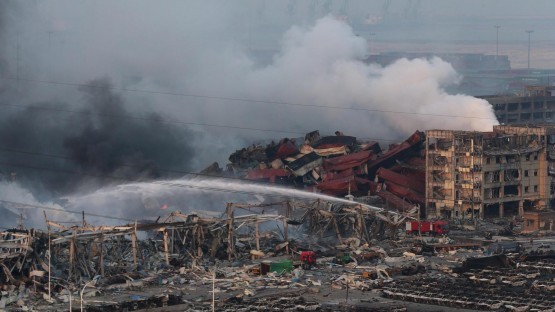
[1,0,549,226]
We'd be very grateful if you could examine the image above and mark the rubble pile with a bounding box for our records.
[224,130,425,212]
[0,195,420,310]
[0,203,552,311]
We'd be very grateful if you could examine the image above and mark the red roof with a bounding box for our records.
[322,168,354,181]
[323,150,374,172]
[314,176,372,196]
[246,168,289,183]
[368,131,423,173]
[384,181,425,206]
[377,167,425,194]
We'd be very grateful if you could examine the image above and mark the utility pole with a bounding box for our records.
[526,30,534,71]
[494,25,500,65]
[16,31,20,89]
[368,33,376,55]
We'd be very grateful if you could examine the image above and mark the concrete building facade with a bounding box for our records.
[522,211,555,233]
[425,125,555,220]
[485,86,555,124]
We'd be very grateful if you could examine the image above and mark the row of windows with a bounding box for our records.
[524,185,539,193]
[524,170,539,177]
[497,112,553,122]
[483,169,538,181]
[494,102,555,111]
[484,153,538,164]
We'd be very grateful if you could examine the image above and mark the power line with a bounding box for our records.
[0,102,304,136]
[0,102,401,142]
[0,199,134,222]
[0,145,264,184]
[0,76,497,120]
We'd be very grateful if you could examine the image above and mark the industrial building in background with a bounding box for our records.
[426,125,555,220]
[486,85,555,124]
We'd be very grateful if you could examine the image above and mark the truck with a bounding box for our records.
[300,251,317,269]
[406,220,449,236]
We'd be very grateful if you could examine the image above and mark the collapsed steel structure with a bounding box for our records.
[0,198,413,304]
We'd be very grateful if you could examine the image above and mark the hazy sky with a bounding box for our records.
[0,0,542,172]
[0,0,551,225]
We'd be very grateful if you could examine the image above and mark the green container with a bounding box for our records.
[342,252,351,264]
[269,260,293,274]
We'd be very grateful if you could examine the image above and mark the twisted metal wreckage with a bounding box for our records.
[0,198,415,307]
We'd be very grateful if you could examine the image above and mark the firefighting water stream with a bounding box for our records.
[61,177,386,224]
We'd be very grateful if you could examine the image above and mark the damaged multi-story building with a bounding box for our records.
[486,85,555,124]
[426,125,555,219]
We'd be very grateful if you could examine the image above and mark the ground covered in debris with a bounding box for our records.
[3,130,555,311]
[7,229,555,312]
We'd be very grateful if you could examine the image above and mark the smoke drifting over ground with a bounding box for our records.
[0,1,498,227]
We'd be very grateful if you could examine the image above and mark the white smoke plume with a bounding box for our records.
[243,17,498,139]
[0,182,74,228]
[4,3,497,147]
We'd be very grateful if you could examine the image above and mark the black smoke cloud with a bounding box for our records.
[0,78,195,197]
[64,78,194,180]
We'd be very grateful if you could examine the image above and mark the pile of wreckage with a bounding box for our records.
[0,196,418,311]
[384,255,555,311]
[0,197,550,311]
[222,130,425,213]
[4,130,551,311]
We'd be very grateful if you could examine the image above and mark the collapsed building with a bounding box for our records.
[225,126,555,221]
[0,196,416,311]
[426,124,555,220]
[225,130,426,215]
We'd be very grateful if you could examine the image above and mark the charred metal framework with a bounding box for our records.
[0,198,412,298]
[426,125,555,219]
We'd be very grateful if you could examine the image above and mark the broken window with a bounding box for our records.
[504,169,520,181]
[485,188,500,199]
[504,185,519,196]
[433,156,447,166]
[485,171,500,183]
